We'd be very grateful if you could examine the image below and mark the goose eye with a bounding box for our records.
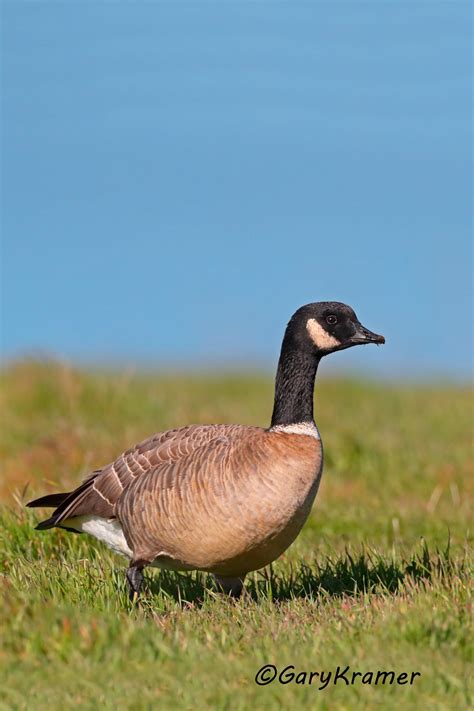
[326,315,337,325]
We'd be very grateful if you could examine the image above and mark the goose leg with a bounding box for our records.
[126,563,144,602]
[214,575,246,598]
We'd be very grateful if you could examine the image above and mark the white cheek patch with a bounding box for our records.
[306,318,341,350]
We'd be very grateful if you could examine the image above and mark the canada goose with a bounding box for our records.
[28,302,384,600]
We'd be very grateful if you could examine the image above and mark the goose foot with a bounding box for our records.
[126,564,144,602]
[213,575,246,598]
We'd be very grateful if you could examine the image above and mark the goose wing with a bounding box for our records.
[28,424,248,529]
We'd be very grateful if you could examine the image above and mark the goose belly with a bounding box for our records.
[209,469,322,576]
[148,459,323,576]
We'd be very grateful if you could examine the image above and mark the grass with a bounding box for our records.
[0,360,472,709]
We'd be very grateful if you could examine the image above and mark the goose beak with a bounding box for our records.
[350,323,385,345]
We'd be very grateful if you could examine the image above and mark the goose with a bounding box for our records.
[27,302,384,600]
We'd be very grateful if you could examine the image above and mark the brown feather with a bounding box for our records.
[31,425,247,528]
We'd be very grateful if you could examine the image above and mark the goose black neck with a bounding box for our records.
[270,339,320,428]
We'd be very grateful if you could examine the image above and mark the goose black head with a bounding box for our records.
[286,301,385,357]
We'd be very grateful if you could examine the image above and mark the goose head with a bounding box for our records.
[286,302,385,357]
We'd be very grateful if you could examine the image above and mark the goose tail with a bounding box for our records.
[27,492,71,509]
[27,491,72,530]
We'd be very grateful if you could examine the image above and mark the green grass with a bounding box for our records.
[0,361,472,709]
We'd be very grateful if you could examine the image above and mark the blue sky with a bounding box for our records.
[2,2,472,379]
